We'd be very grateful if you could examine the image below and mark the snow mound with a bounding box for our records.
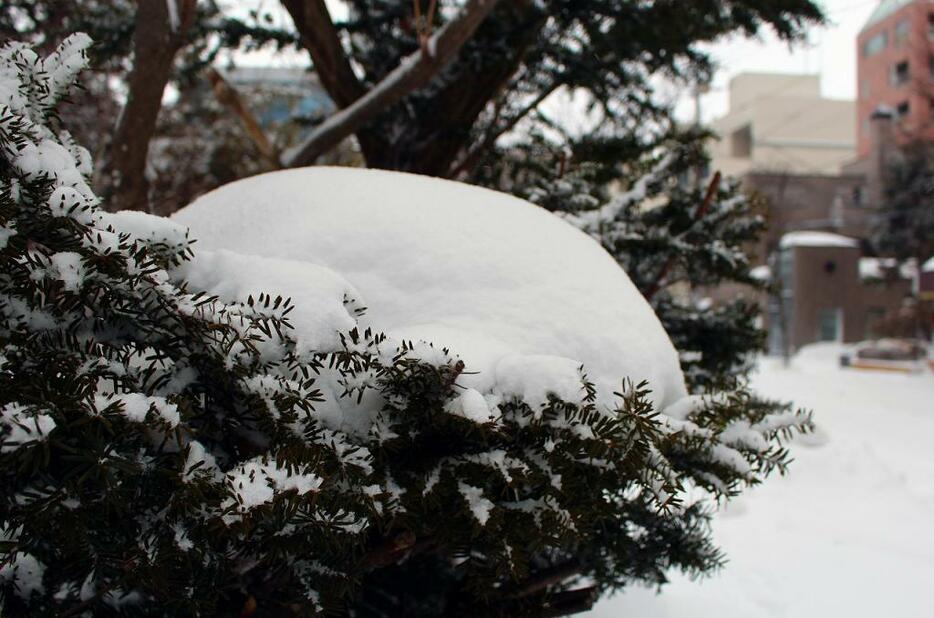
[175,249,363,355]
[173,167,687,410]
[791,342,855,372]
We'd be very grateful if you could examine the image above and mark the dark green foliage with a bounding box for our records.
[0,38,813,617]
[333,0,823,175]
[874,140,934,266]
[3,1,824,181]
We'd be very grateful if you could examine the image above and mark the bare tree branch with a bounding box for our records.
[448,80,561,178]
[285,0,503,168]
[413,0,439,54]
[99,0,197,212]
[281,0,366,109]
[362,6,547,175]
[539,586,598,617]
[206,68,281,168]
[507,559,582,599]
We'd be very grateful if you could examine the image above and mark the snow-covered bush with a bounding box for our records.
[1,37,811,616]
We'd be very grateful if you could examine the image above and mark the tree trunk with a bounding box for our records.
[285,0,504,169]
[354,6,547,177]
[283,0,548,176]
[281,0,390,162]
[99,0,195,212]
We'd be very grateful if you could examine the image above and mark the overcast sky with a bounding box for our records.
[680,0,879,123]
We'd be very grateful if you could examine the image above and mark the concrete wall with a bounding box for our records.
[708,73,856,177]
[728,73,822,109]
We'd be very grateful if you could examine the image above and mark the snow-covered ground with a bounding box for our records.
[592,343,934,617]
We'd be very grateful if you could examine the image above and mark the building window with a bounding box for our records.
[859,79,869,99]
[891,60,910,86]
[852,185,864,207]
[895,19,910,45]
[816,308,842,342]
[929,14,934,40]
[862,31,888,56]
[730,124,752,158]
[930,56,934,80]
[896,100,910,118]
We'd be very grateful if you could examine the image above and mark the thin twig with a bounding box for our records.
[448,80,560,178]
[286,0,502,167]
[508,559,582,599]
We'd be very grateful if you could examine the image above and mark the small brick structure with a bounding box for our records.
[922,259,934,301]
[770,232,913,354]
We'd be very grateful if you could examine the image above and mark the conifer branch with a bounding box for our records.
[539,585,599,616]
[360,531,441,570]
[448,80,561,178]
[507,558,582,599]
[643,170,721,301]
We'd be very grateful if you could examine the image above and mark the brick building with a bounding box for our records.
[923,258,934,300]
[748,111,920,354]
[697,2,934,353]
[855,0,934,157]
[700,43,927,351]
[743,171,871,257]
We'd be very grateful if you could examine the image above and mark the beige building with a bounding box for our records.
[708,73,856,177]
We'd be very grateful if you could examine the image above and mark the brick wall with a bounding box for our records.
[856,0,934,156]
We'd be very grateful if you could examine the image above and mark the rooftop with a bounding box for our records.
[779,231,860,250]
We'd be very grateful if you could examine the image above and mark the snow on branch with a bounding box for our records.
[564,152,676,231]
[166,0,180,32]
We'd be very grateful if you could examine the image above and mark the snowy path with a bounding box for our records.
[591,346,934,617]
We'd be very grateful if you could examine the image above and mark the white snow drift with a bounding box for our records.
[172,167,687,411]
[594,345,934,618]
